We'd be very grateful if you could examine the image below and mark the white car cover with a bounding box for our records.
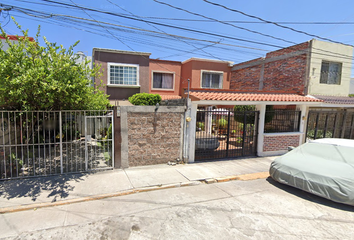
[269,138,354,206]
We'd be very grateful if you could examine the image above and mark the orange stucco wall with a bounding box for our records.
[181,59,232,95]
[149,59,182,96]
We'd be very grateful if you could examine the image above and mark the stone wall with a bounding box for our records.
[120,106,185,167]
[263,134,300,152]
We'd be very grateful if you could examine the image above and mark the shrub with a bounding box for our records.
[307,129,333,139]
[128,93,162,106]
[217,118,228,128]
[196,122,205,131]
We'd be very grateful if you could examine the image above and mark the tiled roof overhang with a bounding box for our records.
[187,89,322,103]
[313,95,354,105]
[0,35,34,42]
[160,95,182,100]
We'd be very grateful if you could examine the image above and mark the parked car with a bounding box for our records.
[269,138,354,206]
[195,131,220,150]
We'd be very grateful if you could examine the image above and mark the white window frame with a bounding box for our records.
[107,62,140,88]
[200,70,223,89]
[151,71,175,91]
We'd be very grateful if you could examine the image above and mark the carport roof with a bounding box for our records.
[187,89,322,102]
[313,95,354,105]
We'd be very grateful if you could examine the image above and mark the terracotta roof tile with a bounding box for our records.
[313,95,354,105]
[188,89,322,102]
[160,95,182,100]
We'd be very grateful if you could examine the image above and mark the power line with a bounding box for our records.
[152,0,295,45]
[105,0,224,61]
[201,0,352,46]
[105,17,354,25]
[3,1,354,66]
[3,2,286,49]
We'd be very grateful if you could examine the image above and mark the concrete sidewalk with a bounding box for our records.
[0,156,276,213]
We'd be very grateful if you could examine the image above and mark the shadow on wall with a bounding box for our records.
[0,173,88,202]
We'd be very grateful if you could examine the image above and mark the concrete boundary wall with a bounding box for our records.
[120,106,186,168]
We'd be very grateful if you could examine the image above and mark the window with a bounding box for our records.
[109,63,138,86]
[201,71,223,89]
[320,61,342,85]
[152,72,174,90]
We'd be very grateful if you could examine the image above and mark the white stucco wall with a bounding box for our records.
[350,78,354,94]
[308,39,353,96]
[0,39,18,51]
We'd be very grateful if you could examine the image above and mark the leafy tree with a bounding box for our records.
[0,18,110,111]
[234,105,274,124]
[128,93,161,106]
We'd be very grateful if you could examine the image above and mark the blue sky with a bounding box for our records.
[1,0,354,67]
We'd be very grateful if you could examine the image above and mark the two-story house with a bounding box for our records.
[229,39,354,141]
[93,49,233,102]
[92,48,151,105]
[92,42,353,162]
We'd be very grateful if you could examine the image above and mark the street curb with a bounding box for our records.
[0,173,267,214]
[0,181,201,215]
[215,172,269,182]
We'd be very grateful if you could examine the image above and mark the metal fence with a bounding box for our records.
[195,108,259,160]
[0,110,113,180]
[306,110,354,140]
[264,110,301,133]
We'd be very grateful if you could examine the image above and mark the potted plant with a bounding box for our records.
[217,118,228,135]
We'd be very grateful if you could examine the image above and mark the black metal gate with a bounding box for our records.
[195,108,259,160]
[306,110,354,141]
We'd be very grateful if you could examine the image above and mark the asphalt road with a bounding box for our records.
[2,177,354,240]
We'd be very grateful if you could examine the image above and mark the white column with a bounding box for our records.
[299,104,308,144]
[188,102,198,163]
[205,106,213,135]
[256,104,266,156]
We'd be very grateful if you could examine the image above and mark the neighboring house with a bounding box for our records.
[92,41,354,162]
[149,59,182,100]
[350,78,354,95]
[75,51,92,65]
[0,35,35,50]
[230,39,353,97]
[92,48,234,102]
[92,48,150,102]
[180,58,233,94]
[219,39,354,156]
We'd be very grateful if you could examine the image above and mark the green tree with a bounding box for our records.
[0,18,109,111]
[233,105,274,124]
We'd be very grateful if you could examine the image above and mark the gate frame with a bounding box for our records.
[188,102,313,162]
[193,107,259,161]
[84,114,114,171]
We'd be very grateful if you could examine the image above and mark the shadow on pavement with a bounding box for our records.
[0,173,87,203]
[266,177,354,212]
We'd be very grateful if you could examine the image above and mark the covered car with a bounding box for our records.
[269,138,354,206]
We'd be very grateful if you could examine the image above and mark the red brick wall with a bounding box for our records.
[262,54,307,93]
[230,64,262,91]
[263,135,300,152]
[230,42,310,94]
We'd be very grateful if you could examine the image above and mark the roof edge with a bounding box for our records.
[92,48,151,57]
[182,57,233,66]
